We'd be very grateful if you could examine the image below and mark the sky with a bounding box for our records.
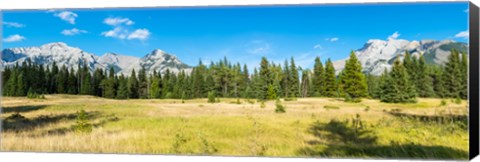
[1,2,469,70]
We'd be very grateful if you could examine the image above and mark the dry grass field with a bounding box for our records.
[0,95,469,159]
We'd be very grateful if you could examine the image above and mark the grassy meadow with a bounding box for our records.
[0,95,469,160]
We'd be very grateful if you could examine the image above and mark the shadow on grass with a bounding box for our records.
[1,105,48,113]
[386,111,468,129]
[298,117,468,160]
[1,111,102,132]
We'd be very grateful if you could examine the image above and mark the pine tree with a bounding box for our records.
[258,57,270,100]
[340,51,367,100]
[150,74,162,99]
[300,69,310,97]
[138,67,149,99]
[460,52,468,99]
[128,69,139,98]
[312,57,325,97]
[416,55,435,97]
[289,57,299,98]
[380,58,417,103]
[441,49,462,98]
[324,59,337,97]
[16,71,26,96]
[102,67,117,98]
[116,75,129,99]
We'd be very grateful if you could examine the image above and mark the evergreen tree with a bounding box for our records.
[380,58,417,103]
[441,49,462,98]
[340,51,367,100]
[416,55,435,97]
[258,57,270,100]
[116,75,129,99]
[138,67,149,98]
[128,69,139,98]
[324,59,337,97]
[312,57,325,97]
[288,57,299,98]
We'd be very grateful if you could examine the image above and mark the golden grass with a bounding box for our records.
[0,95,469,159]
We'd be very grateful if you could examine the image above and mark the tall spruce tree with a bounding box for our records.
[416,55,435,97]
[324,59,337,97]
[340,51,367,100]
[380,58,417,103]
[441,49,462,98]
[312,56,325,97]
[289,57,299,98]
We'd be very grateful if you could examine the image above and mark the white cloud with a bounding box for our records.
[325,37,339,42]
[3,21,25,28]
[3,34,26,42]
[313,44,322,49]
[387,31,400,40]
[454,30,469,39]
[247,40,271,55]
[127,29,150,40]
[54,11,78,24]
[102,27,129,39]
[61,28,88,36]
[464,9,469,13]
[101,16,149,41]
[104,17,134,26]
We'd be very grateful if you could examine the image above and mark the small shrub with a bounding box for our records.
[275,99,286,113]
[236,98,242,104]
[246,99,255,104]
[171,132,189,154]
[207,91,216,103]
[323,105,340,110]
[344,94,361,103]
[260,101,266,108]
[364,106,370,112]
[198,104,204,107]
[72,109,92,133]
[454,97,462,104]
[284,98,297,101]
[27,91,46,99]
[440,99,447,106]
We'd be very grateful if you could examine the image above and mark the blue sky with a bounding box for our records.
[1,2,469,69]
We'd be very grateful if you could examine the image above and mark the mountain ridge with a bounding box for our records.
[1,42,193,75]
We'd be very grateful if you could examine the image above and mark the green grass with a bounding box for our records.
[0,95,469,159]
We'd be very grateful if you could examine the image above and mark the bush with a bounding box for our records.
[260,101,266,108]
[364,106,370,112]
[275,99,286,113]
[27,91,45,99]
[284,98,297,101]
[440,99,447,106]
[454,97,462,104]
[73,109,92,133]
[207,91,216,103]
[323,105,340,110]
[344,94,361,103]
[246,99,255,104]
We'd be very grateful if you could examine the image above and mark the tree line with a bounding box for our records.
[1,48,467,103]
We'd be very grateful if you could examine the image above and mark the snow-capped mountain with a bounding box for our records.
[1,42,102,71]
[122,49,192,75]
[333,38,468,75]
[97,52,140,74]
[1,42,192,75]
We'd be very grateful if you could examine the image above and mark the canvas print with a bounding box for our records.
[0,2,471,160]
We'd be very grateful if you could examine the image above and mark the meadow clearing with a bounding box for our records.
[0,95,469,160]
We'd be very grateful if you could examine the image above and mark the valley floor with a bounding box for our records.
[0,95,469,159]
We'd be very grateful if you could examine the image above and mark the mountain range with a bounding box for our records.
[333,38,468,75]
[1,38,468,76]
[1,42,192,75]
